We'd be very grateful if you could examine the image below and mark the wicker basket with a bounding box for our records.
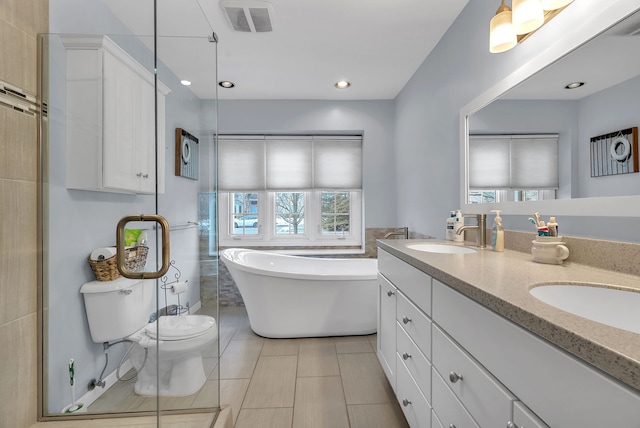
[88,246,149,281]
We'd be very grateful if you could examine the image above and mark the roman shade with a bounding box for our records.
[469,134,559,189]
[218,135,363,191]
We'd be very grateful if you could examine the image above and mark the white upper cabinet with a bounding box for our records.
[63,35,170,194]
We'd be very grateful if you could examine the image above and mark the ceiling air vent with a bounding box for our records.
[220,1,275,33]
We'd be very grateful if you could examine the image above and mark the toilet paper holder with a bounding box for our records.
[160,260,189,315]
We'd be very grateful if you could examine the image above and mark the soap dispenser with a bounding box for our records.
[491,210,504,252]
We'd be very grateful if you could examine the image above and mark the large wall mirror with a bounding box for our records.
[461,3,640,217]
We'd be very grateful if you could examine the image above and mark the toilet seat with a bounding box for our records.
[145,315,215,341]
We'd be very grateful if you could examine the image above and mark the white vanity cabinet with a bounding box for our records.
[63,35,170,194]
[432,279,640,428]
[378,249,432,427]
[377,247,640,428]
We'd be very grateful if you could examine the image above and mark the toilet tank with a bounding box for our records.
[80,277,154,343]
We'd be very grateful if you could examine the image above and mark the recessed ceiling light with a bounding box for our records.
[180,80,192,86]
[565,81,585,89]
[335,80,351,89]
[219,81,235,88]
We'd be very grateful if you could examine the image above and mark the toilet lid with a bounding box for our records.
[145,315,216,340]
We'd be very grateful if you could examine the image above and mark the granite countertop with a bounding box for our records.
[377,238,640,392]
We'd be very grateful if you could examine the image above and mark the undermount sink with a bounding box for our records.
[529,284,640,334]
[406,243,477,254]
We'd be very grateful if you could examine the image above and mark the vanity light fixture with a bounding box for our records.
[564,81,584,89]
[219,81,235,88]
[180,80,192,86]
[335,80,351,89]
[489,0,573,53]
[489,0,517,53]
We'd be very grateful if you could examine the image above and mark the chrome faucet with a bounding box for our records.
[384,227,409,239]
[455,214,487,248]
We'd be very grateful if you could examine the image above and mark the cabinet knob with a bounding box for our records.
[387,290,395,297]
[402,398,411,407]
[506,422,517,428]
[142,174,149,179]
[402,352,411,360]
[449,425,457,428]
[136,172,142,177]
[449,371,463,383]
[402,316,411,324]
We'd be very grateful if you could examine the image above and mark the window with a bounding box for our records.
[217,135,363,250]
[468,134,559,203]
[321,192,350,234]
[275,192,305,235]
[231,193,259,235]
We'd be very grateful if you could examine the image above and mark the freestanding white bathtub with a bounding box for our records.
[220,248,378,338]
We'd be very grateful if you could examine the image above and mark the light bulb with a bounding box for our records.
[512,0,544,35]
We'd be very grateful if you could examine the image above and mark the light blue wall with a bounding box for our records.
[393,0,640,242]
[207,100,397,227]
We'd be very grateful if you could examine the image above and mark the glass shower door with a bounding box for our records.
[40,0,219,424]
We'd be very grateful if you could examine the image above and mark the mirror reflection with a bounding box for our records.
[467,8,640,204]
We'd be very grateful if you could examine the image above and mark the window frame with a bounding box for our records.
[218,190,363,252]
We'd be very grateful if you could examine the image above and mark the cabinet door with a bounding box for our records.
[102,49,139,192]
[378,273,397,390]
[136,76,157,194]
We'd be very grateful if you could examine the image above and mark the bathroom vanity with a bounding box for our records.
[377,239,640,428]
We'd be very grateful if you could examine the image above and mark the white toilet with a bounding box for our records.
[80,277,217,397]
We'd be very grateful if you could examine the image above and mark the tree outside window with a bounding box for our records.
[275,192,305,235]
[321,192,350,234]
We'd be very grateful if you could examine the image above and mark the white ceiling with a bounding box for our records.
[104,0,469,101]
[502,9,640,101]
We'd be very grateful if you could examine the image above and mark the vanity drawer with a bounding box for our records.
[397,322,431,403]
[378,249,431,313]
[397,291,431,356]
[432,369,479,428]
[432,325,515,428]
[512,401,549,428]
[396,353,431,428]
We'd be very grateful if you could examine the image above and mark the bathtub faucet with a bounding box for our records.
[455,214,487,248]
[384,227,409,239]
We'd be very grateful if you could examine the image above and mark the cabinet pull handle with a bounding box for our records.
[402,398,411,407]
[449,371,463,383]
[402,316,411,324]
[387,290,395,297]
[402,352,411,360]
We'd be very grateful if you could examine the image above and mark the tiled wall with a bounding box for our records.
[0,1,48,426]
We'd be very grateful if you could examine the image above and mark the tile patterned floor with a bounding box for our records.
[77,306,409,427]
[219,306,408,428]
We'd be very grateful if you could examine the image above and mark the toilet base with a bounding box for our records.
[134,352,207,397]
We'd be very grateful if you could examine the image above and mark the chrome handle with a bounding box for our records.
[449,371,463,383]
[387,290,395,297]
[402,398,411,407]
[116,214,170,280]
[507,422,517,428]
[402,352,411,360]
[402,316,411,324]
